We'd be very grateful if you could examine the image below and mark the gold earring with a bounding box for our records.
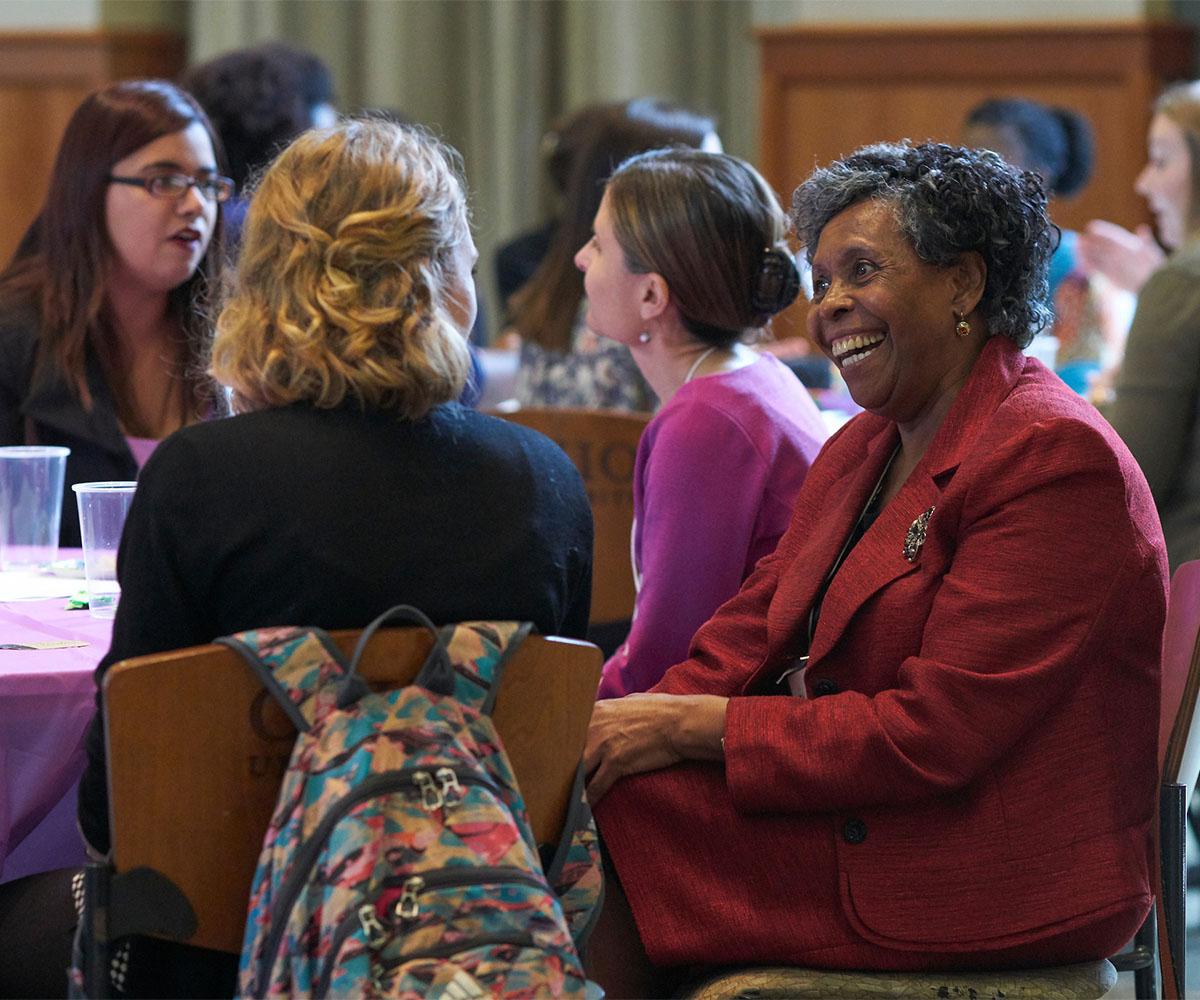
[955,313,971,339]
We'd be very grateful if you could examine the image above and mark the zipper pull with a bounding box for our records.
[395,876,424,921]
[413,770,443,810]
[436,767,464,803]
[357,903,387,947]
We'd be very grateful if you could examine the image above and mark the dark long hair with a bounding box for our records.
[0,79,226,425]
[508,98,715,353]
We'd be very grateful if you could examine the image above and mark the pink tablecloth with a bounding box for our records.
[0,577,112,881]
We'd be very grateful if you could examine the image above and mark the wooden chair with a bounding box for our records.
[81,627,601,988]
[497,408,651,650]
[687,559,1200,1000]
[1114,558,1200,998]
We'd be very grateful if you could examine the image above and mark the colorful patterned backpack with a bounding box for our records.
[218,605,600,999]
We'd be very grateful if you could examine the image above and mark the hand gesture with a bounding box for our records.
[1077,220,1164,293]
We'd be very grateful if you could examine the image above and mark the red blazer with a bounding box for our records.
[596,337,1167,969]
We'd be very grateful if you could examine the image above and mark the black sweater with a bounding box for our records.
[78,400,593,853]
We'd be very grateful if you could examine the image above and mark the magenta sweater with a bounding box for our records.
[598,354,828,698]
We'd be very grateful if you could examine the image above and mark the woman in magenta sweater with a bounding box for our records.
[576,149,827,698]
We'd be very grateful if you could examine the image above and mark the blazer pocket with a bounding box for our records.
[837,823,1150,950]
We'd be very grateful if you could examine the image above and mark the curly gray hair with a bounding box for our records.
[791,141,1054,348]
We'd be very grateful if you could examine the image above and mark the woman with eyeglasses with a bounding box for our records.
[0,79,229,545]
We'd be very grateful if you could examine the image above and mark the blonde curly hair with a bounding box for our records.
[210,118,472,417]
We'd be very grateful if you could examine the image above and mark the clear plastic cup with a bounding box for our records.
[0,445,70,571]
[72,481,136,619]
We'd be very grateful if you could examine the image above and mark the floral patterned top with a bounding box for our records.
[515,314,654,412]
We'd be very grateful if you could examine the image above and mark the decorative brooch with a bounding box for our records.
[903,506,935,562]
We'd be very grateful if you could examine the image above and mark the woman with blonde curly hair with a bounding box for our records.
[71,119,592,997]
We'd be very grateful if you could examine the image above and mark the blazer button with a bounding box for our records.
[812,678,839,697]
[842,818,867,844]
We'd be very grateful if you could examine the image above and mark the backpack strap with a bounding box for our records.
[219,609,535,729]
[445,620,533,714]
[346,605,532,715]
[540,764,605,954]
[215,627,349,732]
[542,763,589,887]
[344,605,453,703]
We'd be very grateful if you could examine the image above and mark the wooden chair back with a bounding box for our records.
[103,629,602,953]
[1139,559,1200,1000]
[497,407,650,625]
[1160,560,1200,793]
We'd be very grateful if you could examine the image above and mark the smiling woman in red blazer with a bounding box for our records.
[583,141,1168,998]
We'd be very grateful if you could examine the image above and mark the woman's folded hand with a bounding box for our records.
[584,692,727,803]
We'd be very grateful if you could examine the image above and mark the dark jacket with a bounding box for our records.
[0,306,137,547]
[78,400,593,854]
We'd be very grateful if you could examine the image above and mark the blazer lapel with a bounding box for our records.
[767,419,899,658]
[805,336,1029,667]
[807,470,935,665]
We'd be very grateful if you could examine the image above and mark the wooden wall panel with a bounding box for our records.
[0,31,184,264]
[759,21,1195,342]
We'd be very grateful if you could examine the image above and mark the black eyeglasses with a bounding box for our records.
[108,172,235,204]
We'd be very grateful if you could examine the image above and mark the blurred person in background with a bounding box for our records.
[962,97,1094,295]
[0,80,227,547]
[504,98,719,411]
[493,105,604,308]
[1098,81,1200,569]
[0,81,227,994]
[961,97,1121,394]
[182,41,336,248]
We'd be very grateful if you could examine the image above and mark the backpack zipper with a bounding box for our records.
[389,866,549,921]
[255,765,506,992]
[315,869,551,998]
